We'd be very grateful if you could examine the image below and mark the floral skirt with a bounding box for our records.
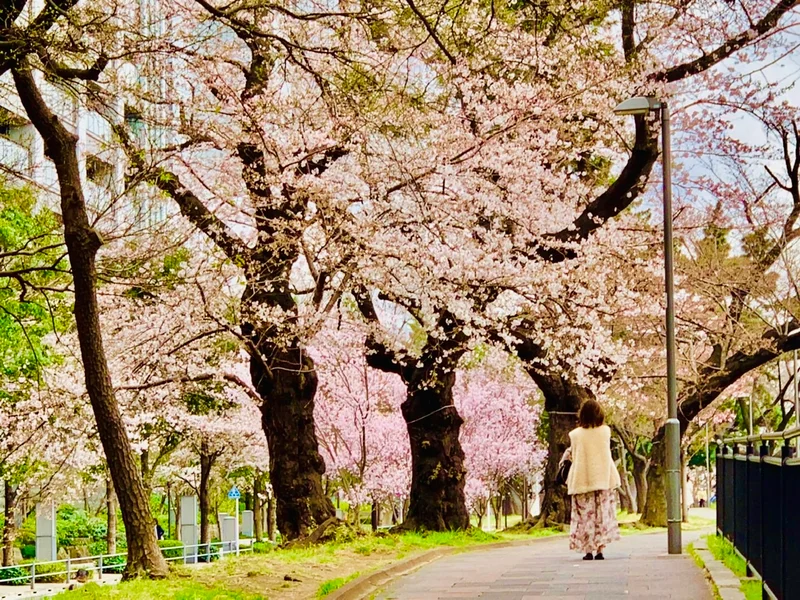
[569,489,620,554]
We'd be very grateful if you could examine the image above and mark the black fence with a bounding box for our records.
[717,440,800,600]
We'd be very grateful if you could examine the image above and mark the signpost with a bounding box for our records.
[228,486,241,555]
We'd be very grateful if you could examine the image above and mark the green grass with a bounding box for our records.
[316,572,360,597]
[51,580,265,599]
[704,535,761,600]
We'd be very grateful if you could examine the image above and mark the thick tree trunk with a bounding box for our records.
[106,477,117,555]
[12,65,167,580]
[641,440,668,527]
[517,358,588,527]
[398,370,470,531]
[538,411,578,526]
[371,501,379,532]
[616,451,635,513]
[631,454,649,514]
[199,443,214,546]
[253,474,263,542]
[249,343,335,541]
[267,496,277,542]
[2,482,18,566]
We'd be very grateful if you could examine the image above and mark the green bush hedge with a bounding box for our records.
[20,544,35,559]
[0,565,30,585]
[100,554,126,574]
[158,539,183,559]
[252,541,273,554]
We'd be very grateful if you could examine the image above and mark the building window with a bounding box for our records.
[86,155,114,191]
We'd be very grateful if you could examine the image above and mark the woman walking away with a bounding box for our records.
[561,399,621,560]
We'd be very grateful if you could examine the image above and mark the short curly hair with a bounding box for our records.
[578,399,605,428]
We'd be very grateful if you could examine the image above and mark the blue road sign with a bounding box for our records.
[228,486,241,500]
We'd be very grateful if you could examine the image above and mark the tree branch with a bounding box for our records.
[658,0,800,83]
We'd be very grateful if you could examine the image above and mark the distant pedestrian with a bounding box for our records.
[560,399,621,560]
[156,523,165,540]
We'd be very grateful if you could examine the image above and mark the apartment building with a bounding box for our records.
[0,0,167,226]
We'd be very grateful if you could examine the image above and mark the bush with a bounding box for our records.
[89,540,127,556]
[20,544,36,559]
[0,565,30,585]
[57,506,107,547]
[158,539,183,560]
[196,543,221,563]
[31,561,67,584]
[100,554,126,574]
[252,541,273,554]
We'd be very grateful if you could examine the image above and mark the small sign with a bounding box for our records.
[228,486,241,500]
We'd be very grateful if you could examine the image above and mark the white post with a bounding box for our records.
[235,500,240,556]
[180,496,198,564]
[35,503,56,562]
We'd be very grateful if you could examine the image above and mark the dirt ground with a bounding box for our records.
[186,545,422,599]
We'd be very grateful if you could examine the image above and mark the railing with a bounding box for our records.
[718,429,800,600]
[0,539,264,591]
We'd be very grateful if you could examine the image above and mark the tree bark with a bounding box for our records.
[198,442,214,546]
[106,476,117,555]
[253,473,263,542]
[359,302,470,532]
[11,64,166,580]
[631,454,649,514]
[267,495,277,542]
[640,440,668,527]
[401,377,469,531]
[616,445,635,513]
[371,501,379,532]
[249,342,335,540]
[2,481,18,566]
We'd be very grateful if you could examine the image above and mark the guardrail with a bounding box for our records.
[718,430,800,600]
[0,539,266,590]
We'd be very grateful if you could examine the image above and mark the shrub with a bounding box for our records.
[0,565,29,585]
[100,554,126,574]
[252,541,273,554]
[56,506,107,547]
[196,543,221,563]
[32,561,67,584]
[20,544,36,559]
[158,539,184,560]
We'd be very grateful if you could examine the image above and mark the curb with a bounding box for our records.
[326,534,567,600]
[692,538,746,600]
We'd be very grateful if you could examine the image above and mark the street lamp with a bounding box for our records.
[614,96,682,555]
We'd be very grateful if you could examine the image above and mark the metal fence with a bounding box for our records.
[0,539,264,590]
[718,428,800,600]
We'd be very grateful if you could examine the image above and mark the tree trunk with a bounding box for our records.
[371,501,379,532]
[641,440,668,527]
[538,411,577,525]
[253,474,263,542]
[249,343,335,541]
[631,454,649,514]
[267,495,277,542]
[11,64,167,580]
[397,369,470,531]
[106,476,117,555]
[199,442,214,546]
[2,482,18,566]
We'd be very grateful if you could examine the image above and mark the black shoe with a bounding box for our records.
[583,553,594,560]
[595,553,604,560]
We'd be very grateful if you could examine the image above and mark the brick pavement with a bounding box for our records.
[377,530,712,599]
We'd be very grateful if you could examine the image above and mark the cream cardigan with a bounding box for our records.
[565,425,621,496]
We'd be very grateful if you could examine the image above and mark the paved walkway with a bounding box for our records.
[378,530,712,599]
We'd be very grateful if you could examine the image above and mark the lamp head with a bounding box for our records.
[613,96,661,116]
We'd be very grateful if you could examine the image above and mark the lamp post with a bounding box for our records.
[614,96,682,555]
